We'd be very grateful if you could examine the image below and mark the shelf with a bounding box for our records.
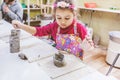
[78,6,120,14]
[24,20,40,24]
[23,8,41,10]
[22,0,53,26]
[24,20,41,23]
[30,20,41,22]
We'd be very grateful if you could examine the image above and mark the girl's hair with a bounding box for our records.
[53,0,75,11]
[53,0,79,20]
[54,0,74,6]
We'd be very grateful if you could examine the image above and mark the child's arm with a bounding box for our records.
[12,20,36,35]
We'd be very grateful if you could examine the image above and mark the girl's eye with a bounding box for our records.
[57,18,61,19]
[65,18,70,20]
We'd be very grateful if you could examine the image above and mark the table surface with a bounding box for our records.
[0,20,118,80]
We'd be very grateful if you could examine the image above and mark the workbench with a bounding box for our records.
[0,20,118,80]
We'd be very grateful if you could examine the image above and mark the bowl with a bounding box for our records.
[84,3,97,8]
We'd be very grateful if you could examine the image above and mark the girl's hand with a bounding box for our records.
[81,35,94,51]
[12,20,23,29]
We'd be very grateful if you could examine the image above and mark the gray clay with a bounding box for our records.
[10,29,20,53]
[53,53,66,67]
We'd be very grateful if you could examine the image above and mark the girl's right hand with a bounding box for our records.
[12,20,23,29]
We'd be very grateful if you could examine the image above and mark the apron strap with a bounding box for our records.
[74,21,77,35]
[57,27,60,34]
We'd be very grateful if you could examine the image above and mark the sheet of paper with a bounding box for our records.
[38,54,85,79]
[20,36,41,49]
[21,38,58,62]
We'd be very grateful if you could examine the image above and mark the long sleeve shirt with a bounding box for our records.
[0,1,23,23]
[34,21,87,42]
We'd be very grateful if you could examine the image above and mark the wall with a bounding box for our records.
[0,0,3,4]
[75,0,120,9]
[75,0,120,46]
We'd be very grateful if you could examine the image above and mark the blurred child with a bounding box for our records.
[0,0,23,23]
[12,0,94,60]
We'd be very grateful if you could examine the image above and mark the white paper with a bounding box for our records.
[38,54,85,79]
[21,38,58,62]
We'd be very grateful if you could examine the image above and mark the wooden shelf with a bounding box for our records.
[23,8,41,10]
[22,0,53,26]
[78,6,120,14]
[30,20,41,22]
[24,20,41,23]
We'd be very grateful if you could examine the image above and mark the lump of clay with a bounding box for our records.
[53,53,66,67]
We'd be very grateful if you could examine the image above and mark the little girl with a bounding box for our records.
[12,0,94,60]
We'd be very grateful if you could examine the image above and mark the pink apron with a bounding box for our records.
[56,23,83,58]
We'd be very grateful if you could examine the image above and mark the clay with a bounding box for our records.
[53,53,66,67]
[9,29,20,53]
[18,53,28,60]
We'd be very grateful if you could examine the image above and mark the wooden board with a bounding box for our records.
[38,54,86,79]
[52,66,95,80]
[21,38,58,62]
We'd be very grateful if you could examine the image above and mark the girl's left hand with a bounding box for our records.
[81,35,94,51]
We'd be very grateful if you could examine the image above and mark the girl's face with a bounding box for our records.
[55,8,74,29]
